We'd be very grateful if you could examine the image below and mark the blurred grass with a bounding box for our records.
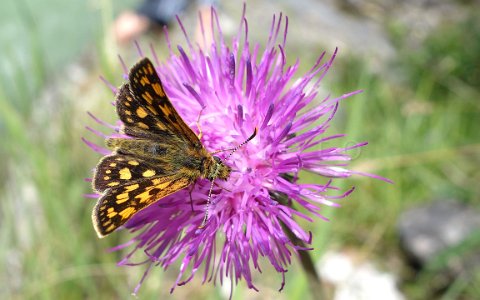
[1,1,479,299]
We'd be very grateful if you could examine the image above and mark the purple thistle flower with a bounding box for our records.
[85,5,390,296]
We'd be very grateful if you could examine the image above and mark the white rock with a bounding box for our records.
[318,251,404,300]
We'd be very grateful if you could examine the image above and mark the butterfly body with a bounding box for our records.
[104,136,231,181]
[91,58,231,238]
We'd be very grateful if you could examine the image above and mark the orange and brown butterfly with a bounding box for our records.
[91,57,256,238]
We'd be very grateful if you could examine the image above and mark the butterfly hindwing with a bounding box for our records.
[92,174,193,237]
[92,154,168,193]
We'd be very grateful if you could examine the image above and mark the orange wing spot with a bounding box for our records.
[159,106,171,118]
[140,76,150,86]
[135,190,153,203]
[142,170,156,177]
[156,181,172,190]
[125,101,131,107]
[105,224,116,233]
[124,110,132,115]
[152,83,165,97]
[107,181,120,187]
[116,198,129,205]
[119,207,136,219]
[146,105,159,115]
[115,192,128,200]
[137,122,149,129]
[119,168,132,180]
[147,64,154,75]
[151,178,162,185]
[126,117,134,123]
[136,106,148,118]
[124,183,139,192]
[103,176,110,180]
[107,208,118,218]
[115,193,130,205]
[155,121,166,130]
[109,163,117,167]
[105,170,112,174]
[143,92,153,104]
[128,160,139,166]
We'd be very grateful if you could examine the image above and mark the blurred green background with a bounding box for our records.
[1,0,479,299]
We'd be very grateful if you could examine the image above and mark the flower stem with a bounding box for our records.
[280,220,327,299]
[270,174,327,299]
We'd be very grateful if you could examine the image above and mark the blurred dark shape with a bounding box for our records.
[114,0,218,44]
[398,199,480,295]
[137,0,191,27]
[398,200,480,266]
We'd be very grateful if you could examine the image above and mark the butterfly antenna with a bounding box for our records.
[198,179,215,229]
[224,128,258,161]
[211,128,258,155]
[198,128,257,229]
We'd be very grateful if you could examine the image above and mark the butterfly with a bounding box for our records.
[91,57,256,238]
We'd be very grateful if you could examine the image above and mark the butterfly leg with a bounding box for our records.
[188,181,197,212]
[195,107,205,140]
[214,181,232,193]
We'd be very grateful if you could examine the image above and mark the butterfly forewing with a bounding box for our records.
[116,83,173,138]
[128,58,202,148]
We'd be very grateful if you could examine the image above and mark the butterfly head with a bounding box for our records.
[204,156,231,181]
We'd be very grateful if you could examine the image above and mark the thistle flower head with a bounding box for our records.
[85,5,388,296]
